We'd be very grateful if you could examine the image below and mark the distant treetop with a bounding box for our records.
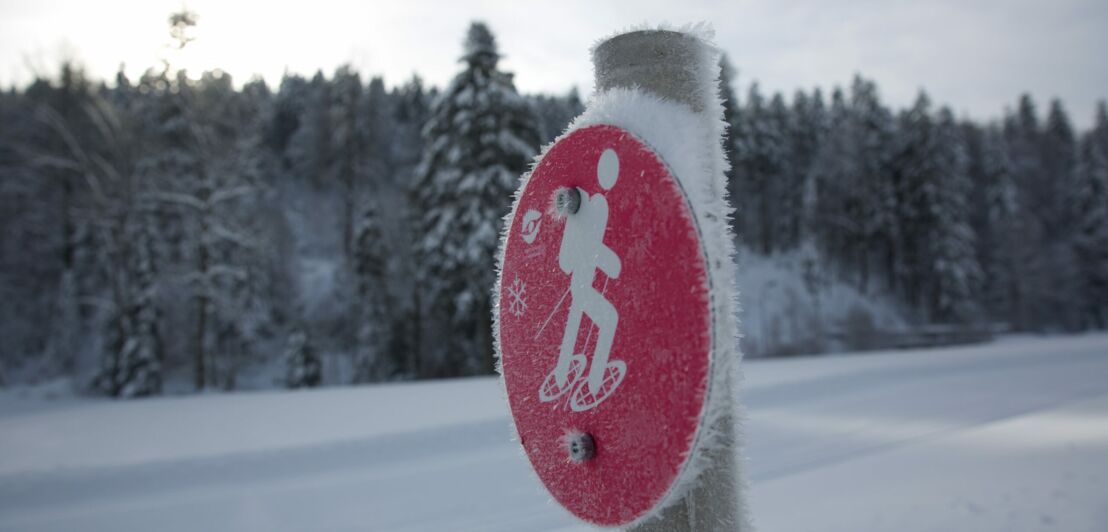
[463,22,499,69]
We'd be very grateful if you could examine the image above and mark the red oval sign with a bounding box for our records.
[497,124,713,526]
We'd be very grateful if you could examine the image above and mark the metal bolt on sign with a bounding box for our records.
[566,431,596,463]
[555,187,581,215]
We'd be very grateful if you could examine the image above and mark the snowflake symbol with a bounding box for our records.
[508,276,527,317]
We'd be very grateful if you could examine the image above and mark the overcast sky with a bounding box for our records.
[1,0,1105,128]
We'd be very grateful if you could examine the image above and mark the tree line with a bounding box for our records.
[723,61,1108,332]
[0,15,1104,396]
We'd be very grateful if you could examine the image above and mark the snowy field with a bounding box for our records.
[1,334,1106,532]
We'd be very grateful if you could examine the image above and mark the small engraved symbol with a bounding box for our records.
[521,209,542,244]
[508,276,528,317]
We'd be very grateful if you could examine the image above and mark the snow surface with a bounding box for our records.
[1,334,1107,531]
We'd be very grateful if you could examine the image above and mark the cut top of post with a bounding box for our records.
[593,30,708,113]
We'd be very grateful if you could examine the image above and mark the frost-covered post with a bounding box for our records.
[594,29,746,532]
[496,27,747,531]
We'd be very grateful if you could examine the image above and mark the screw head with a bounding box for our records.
[555,187,581,215]
[566,431,596,463]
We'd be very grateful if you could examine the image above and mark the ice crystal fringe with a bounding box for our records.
[493,24,748,531]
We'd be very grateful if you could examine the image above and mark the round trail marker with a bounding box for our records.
[497,124,713,527]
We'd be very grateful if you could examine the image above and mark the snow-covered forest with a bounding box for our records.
[1,13,1106,397]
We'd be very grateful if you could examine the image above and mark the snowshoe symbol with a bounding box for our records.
[539,354,627,412]
[536,148,627,413]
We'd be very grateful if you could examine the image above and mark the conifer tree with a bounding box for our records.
[846,76,897,291]
[732,83,788,254]
[37,87,166,397]
[144,70,265,389]
[329,66,364,259]
[811,87,854,261]
[928,108,980,321]
[98,217,163,397]
[392,76,432,173]
[389,75,433,376]
[1041,99,1079,238]
[893,96,979,320]
[1092,101,1108,152]
[284,329,321,389]
[890,92,937,304]
[1072,105,1108,328]
[352,200,390,381]
[810,78,896,290]
[976,126,1023,323]
[790,88,827,243]
[1031,99,1082,328]
[287,72,332,188]
[767,92,799,249]
[1000,97,1052,328]
[413,22,541,375]
[533,89,584,144]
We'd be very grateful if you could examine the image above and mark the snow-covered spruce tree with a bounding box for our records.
[413,22,541,376]
[266,74,308,164]
[1030,99,1082,329]
[810,87,853,258]
[289,71,333,189]
[324,67,370,368]
[1040,99,1079,239]
[845,76,898,293]
[1093,101,1108,153]
[387,76,433,377]
[1072,105,1108,328]
[975,126,1024,324]
[36,88,166,397]
[532,88,585,145]
[195,71,275,390]
[142,68,268,391]
[927,108,981,321]
[891,93,940,309]
[790,88,827,244]
[1000,95,1050,329]
[731,83,789,254]
[328,66,365,259]
[21,65,104,377]
[892,95,980,320]
[284,329,321,388]
[98,218,163,397]
[0,90,51,372]
[392,76,433,176]
[810,78,897,291]
[767,92,801,250]
[361,77,398,188]
[352,199,391,382]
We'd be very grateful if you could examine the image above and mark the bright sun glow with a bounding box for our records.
[0,0,1105,126]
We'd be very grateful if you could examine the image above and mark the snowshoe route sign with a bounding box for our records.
[497,124,713,527]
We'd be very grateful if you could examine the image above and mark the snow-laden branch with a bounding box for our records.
[211,185,254,205]
[182,264,250,283]
[150,191,207,210]
[208,223,258,251]
[27,153,82,173]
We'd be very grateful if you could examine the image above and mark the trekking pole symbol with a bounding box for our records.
[538,149,627,412]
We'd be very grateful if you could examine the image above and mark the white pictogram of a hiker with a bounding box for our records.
[538,148,627,412]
